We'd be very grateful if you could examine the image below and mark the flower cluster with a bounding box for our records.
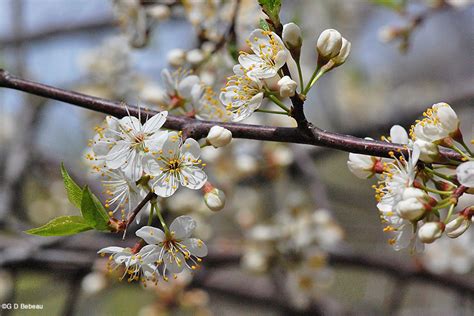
[220,23,351,121]
[347,103,473,253]
[85,110,229,282]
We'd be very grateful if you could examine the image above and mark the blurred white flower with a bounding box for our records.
[204,188,226,212]
[167,49,186,67]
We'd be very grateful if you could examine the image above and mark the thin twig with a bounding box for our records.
[0,70,464,162]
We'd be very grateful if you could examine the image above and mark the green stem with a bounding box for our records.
[296,60,304,94]
[450,144,471,160]
[458,139,473,157]
[256,108,288,115]
[424,167,457,183]
[418,185,453,195]
[444,203,455,224]
[153,201,169,234]
[266,94,290,112]
[302,65,320,95]
[147,203,155,226]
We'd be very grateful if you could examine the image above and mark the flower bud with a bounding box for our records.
[414,139,439,163]
[277,76,297,98]
[402,187,429,200]
[456,161,474,187]
[204,188,226,212]
[418,222,444,243]
[147,5,171,21]
[332,37,351,66]
[167,48,186,67]
[317,29,342,61]
[445,215,471,238]
[347,153,381,179]
[186,49,205,65]
[207,126,232,148]
[396,198,426,221]
[282,23,302,49]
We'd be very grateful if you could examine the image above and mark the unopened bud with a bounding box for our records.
[186,49,205,65]
[167,48,186,67]
[332,37,351,66]
[445,215,471,238]
[147,5,171,21]
[204,188,226,212]
[207,126,232,148]
[418,222,444,243]
[396,198,426,221]
[282,23,302,50]
[317,29,342,62]
[277,76,297,98]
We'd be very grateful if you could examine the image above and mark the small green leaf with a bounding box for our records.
[370,0,405,11]
[81,186,110,231]
[259,18,270,31]
[25,216,92,236]
[61,163,82,209]
[258,0,281,26]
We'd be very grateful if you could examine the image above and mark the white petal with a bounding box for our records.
[98,246,124,254]
[456,161,474,187]
[238,54,262,70]
[180,166,207,189]
[182,238,208,257]
[151,173,179,197]
[142,111,167,134]
[119,116,142,132]
[181,138,201,160]
[161,132,181,159]
[105,142,130,169]
[170,215,196,239]
[136,226,165,245]
[178,75,200,98]
[390,125,409,144]
[164,252,185,273]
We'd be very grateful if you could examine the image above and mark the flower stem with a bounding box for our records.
[444,203,455,224]
[450,144,471,160]
[256,109,288,115]
[266,94,290,112]
[458,139,473,157]
[424,167,457,183]
[418,185,452,195]
[153,201,169,234]
[296,60,304,94]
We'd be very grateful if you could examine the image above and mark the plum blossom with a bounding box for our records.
[220,65,264,122]
[239,29,288,79]
[145,132,207,197]
[136,216,208,277]
[95,111,168,181]
[410,102,460,143]
[98,245,159,283]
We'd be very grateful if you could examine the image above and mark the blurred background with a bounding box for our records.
[0,0,473,315]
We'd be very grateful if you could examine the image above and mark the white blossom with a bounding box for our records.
[145,132,207,197]
[136,216,208,277]
[411,102,460,143]
[220,65,264,122]
[239,29,288,79]
[96,111,168,181]
[167,49,186,67]
[445,214,471,238]
[332,37,351,66]
[98,245,159,283]
[204,188,226,212]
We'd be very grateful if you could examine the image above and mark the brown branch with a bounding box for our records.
[0,69,463,162]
